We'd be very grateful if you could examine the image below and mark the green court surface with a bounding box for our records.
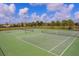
[0,29,79,56]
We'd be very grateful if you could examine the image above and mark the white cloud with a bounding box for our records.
[30,3,46,6]
[0,3,75,24]
[0,4,9,22]
[0,4,8,14]
[47,3,74,13]
[47,3,64,11]
[47,4,74,21]
[68,4,74,11]
[74,11,79,22]
[40,13,49,22]
[41,13,47,19]
[31,13,50,22]
[75,11,79,19]
[31,12,39,22]
[0,3,16,24]
[51,12,71,21]
[0,4,16,15]
[61,4,74,13]
[19,7,29,16]
[0,14,6,20]
[9,4,16,14]
[0,4,29,24]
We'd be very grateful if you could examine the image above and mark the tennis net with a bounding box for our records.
[41,30,79,37]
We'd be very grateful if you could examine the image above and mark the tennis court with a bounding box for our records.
[0,29,79,56]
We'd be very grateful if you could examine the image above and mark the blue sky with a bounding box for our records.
[14,3,47,15]
[10,3,79,15]
[8,3,74,15]
[0,3,79,24]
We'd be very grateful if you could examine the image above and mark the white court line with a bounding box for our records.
[60,37,77,56]
[48,37,72,52]
[17,38,58,56]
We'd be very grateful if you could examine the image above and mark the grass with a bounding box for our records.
[0,29,79,56]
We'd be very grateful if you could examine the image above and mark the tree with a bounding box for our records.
[67,19,74,27]
[51,21,56,26]
[55,21,61,26]
[36,21,40,26]
[61,19,75,29]
[39,21,44,26]
[62,20,68,26]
